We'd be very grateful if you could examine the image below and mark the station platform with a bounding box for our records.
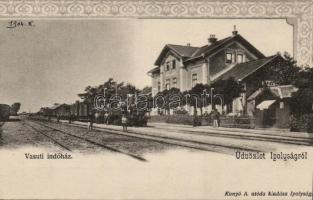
[147,122,312,139]
[55,119,313,154]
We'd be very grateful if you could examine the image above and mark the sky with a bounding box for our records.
[0,19,293,112]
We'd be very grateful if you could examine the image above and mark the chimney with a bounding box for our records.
[208,34,217,45]
[232,25,238,36]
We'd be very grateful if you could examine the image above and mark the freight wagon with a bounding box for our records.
[69,101,79,120]
[50,104,70,120]
[40,101,148,126]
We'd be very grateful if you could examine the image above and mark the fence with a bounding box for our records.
[148,114,256,129]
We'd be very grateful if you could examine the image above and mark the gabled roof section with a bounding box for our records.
[214,55,279,82]
[270,85,298,99]
[151,33,266,73]
[187,34,265,62]
[191,37,232,57]
[154,44,199,65]
[248,85,298,101]
[167,44,199,57]
[147,67,160,74]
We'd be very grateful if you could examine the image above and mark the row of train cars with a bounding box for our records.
[37,101,148,127]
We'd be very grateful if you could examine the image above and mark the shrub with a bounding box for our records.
[305,115,313,133]
[174,108,189,115]
[148,114,255,128]
[166,114,194,125]
[290,114,313,133]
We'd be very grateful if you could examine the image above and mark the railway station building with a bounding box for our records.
[147,27,294,123]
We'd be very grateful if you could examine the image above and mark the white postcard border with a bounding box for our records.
[0,0,311,65]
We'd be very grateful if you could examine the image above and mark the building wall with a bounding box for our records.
[151,73,160,96]
[209,42,255,79]
[275,101,290,128]
[149,40,267,116]
[160,54,181,90]
[185,63,203,91]
[255,101,291,128]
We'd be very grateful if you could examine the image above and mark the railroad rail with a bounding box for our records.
[22,120,147,162]
[30,119,263,154]
[149,125,313,147]
[23,121,72,151]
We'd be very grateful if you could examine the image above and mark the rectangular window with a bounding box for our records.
[157,82,161,92]
[226,53,233,64]
[165,62,170,71]
[165,79,170,90]
[280,102,284,109]
[192,74,197,88]
[237,54,243,63]
[172,60,176,69]
[172,78,177,88]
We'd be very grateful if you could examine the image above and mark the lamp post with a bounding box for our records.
[203,89,207,110]
[211,87,214,111]
[214,94,224,113]
[103,88,106,98]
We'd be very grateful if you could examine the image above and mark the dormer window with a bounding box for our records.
[226,52,233,64]
[237,54,243,63]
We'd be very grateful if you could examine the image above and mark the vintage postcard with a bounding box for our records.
[0,0,313,199]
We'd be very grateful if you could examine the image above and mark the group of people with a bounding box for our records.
[86,109,220,131]
[195,108,221,128]
[87,112,129,132]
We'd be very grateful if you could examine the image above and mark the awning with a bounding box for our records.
[256,100,276,110]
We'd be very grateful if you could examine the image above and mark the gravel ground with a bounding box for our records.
[37,120,187,156]
[0,119,192,159]
[0,120,61,150]
[25,120,107,154]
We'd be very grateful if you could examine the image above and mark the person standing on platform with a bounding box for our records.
[88,112,94,131]
[212,108,220,128]
[121,114,128,132]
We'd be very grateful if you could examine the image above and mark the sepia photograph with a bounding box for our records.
[0,1,313,199]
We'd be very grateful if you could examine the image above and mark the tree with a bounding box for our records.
[211,77,244,106]
[290,67,313,115]
[78,85,98,113]
[141,86,152,95]
[78,78,140,113]
[10,102,21,115]
[184,83,211,116]
[261,52,300,86]
[155,88,183,115]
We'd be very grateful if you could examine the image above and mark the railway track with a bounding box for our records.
[22,120,147,162]
[93,126,263,153]
[23,121,72,151]
[149,125,313,147]
[31,119,264,155]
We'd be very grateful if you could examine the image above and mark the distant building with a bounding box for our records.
[147,26,289,116]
